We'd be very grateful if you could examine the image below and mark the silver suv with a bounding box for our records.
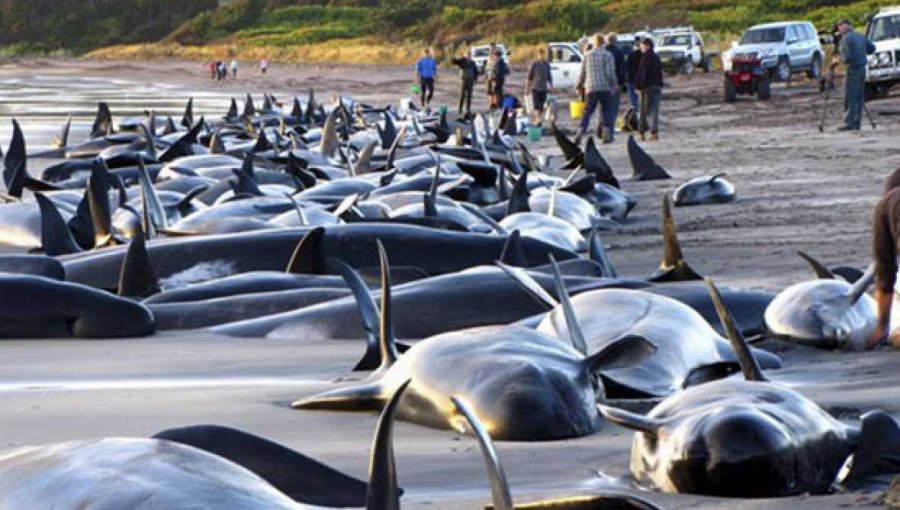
[730,21,823,81]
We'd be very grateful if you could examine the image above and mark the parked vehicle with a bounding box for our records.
[653,27,715,75]
[547,42,583,89]
[728,21,823,81]
[471,44,509,75]
[865,6,900,98]
[723,54,771,102]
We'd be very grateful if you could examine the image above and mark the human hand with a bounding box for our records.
[865,324,888,350]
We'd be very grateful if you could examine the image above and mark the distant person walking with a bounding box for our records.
[260,58,269,74]
[606,33,627,128]
[625,37,642,113]
[635,37,664,141]
[231,58,239,79]
[486,47,509,112]
[451,48,478,116]
[217,61,227,82]
[575,33,618,143]
[525,47,553,126]
[207,60,216,80]
[835,19,870,131]
[415,47,438,110]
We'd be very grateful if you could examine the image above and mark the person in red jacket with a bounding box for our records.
[634,37,664,141]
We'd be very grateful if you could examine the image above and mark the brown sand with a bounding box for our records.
[0,58,898,508]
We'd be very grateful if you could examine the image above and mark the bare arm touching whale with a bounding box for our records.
[869,186,900,349]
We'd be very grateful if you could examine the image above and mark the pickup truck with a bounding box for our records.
[865,6,900,99]
[547,42,583,89]
[653,27,715,75]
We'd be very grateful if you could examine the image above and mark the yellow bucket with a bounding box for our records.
[569,100,585,120]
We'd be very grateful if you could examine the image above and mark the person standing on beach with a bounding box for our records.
[525,47,553,126]
[414,48,438,110]
[575,33,617,143]
[231,58,239,80]
[835,19,869,131]
[208,60,216,79]
[625,36,642,113]
[451,48,478,117]
[486,48,509,112]
[606,33,627,129]
[868,167,900,350]
[260,58,269,74]
[635,37,664,141]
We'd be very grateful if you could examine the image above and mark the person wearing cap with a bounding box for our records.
[834,19,868,131]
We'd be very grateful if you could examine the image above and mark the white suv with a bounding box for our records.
[729,21,823,81]
[866,7,900,98]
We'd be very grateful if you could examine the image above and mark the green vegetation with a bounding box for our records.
[4,0,900,60]
[0,0,215,54]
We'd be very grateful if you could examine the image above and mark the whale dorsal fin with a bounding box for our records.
[848,264,875,305]
[4,119,26,198]
[706,278,767,382]
[587,222,617,278]
[286,227,326,274]
[551,122,583,169]
[35,193,81,256]
[584,136,619,188]
[90,102,112,138]
[365,379,410,510]
[649,195,702,282]
[51,115,71,149]
[326,256,391,372]
[498,230,527,267]
[385,126,407,171]
[496,259,557,310]
[118,236,159,298]
[353,141,377,177]
[597,404,663,438]
[451,397,514,510]
[506,172,530,216]
[375,240,400,367]
[627,135,671,181]
[87,160,114,248]
[797,251,835,279]
[549,254,587,355]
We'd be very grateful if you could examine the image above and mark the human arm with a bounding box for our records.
[868,197,898,349]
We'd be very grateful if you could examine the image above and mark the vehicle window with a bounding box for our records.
[786,25,798,41]
[473,48,489,58]
[804,25,816,40]
[661,35,692,46]
[870,15,900,42]
[740,27,786,44]
[550,45,580,63]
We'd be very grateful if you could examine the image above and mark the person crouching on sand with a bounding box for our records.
[867,167,900,350]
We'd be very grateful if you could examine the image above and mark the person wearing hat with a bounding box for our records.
[834,19,869,131]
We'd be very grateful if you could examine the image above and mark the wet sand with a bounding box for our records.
[0,58,898,508]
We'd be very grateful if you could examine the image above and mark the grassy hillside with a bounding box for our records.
[5,0,899,62]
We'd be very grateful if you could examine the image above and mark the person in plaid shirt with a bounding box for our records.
[576,33,618,143]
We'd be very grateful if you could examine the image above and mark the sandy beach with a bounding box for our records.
[0,57,898,508]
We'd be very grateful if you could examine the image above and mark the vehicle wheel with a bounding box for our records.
[775,57,791,82]
[806,54,822,79]
[683,59,694,75]
[724,78,737,103]
[757,76,771,100]
[702,55,712,73]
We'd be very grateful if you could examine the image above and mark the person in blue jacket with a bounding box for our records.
[415,48,438,110]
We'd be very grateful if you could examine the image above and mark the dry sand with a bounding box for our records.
[0,58,898,508]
